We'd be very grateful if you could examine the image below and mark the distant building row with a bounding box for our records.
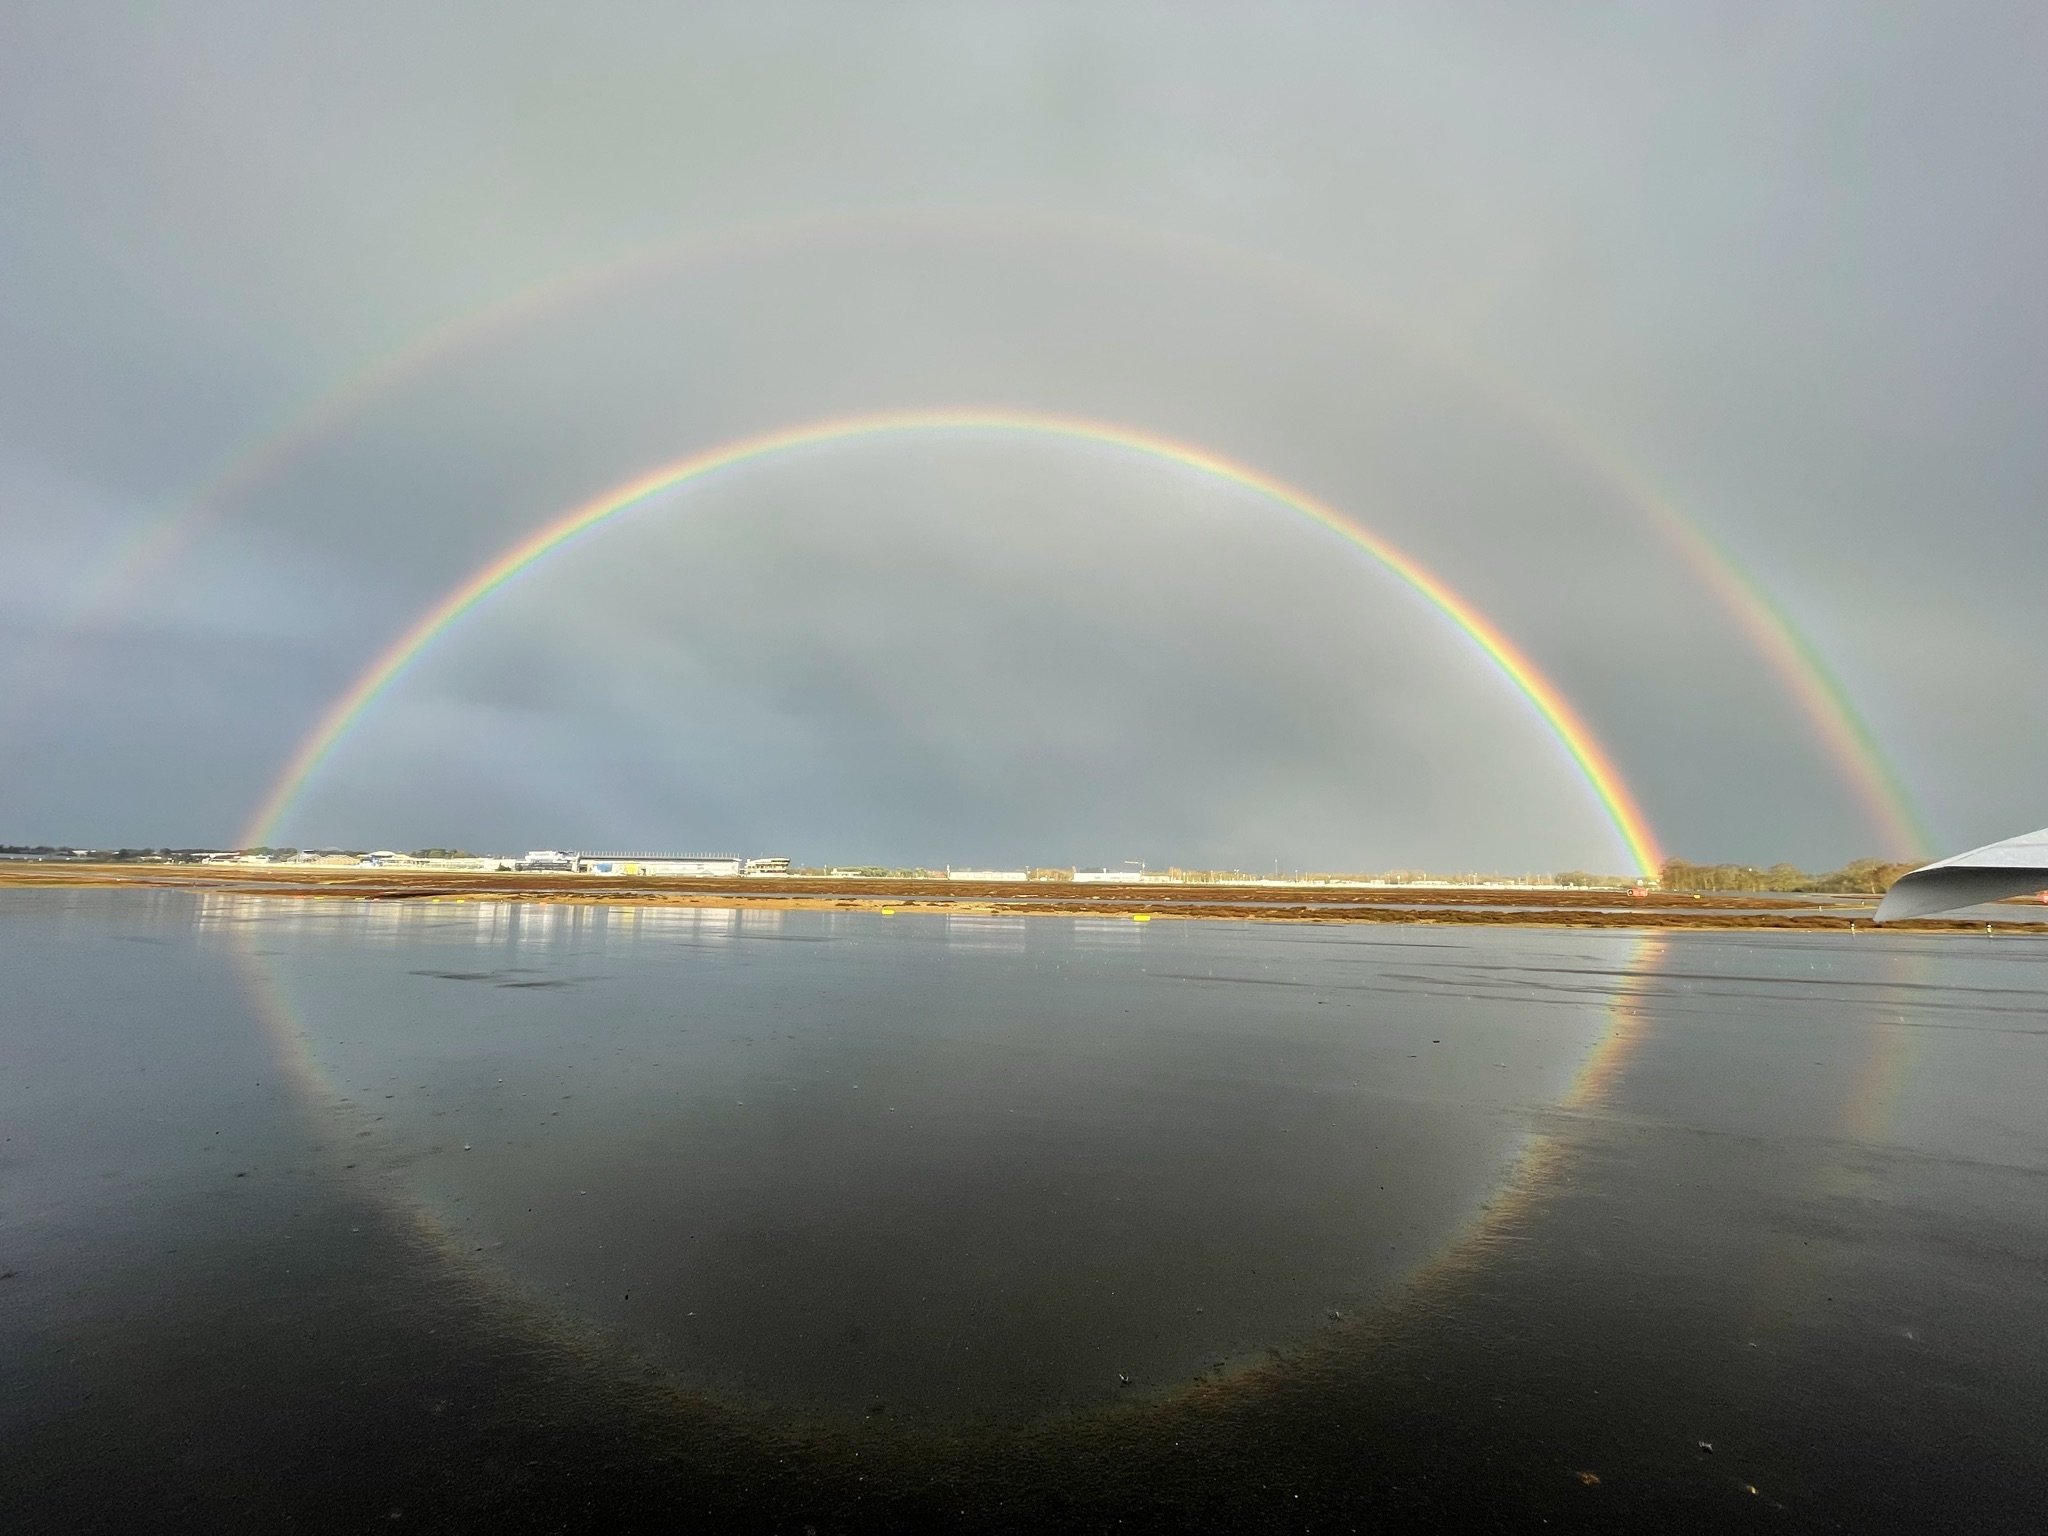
[516,852,789,878]
[225,850,791,877]
[185,848,1619,890]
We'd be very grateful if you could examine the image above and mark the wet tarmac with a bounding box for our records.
[3,889,2044,1531]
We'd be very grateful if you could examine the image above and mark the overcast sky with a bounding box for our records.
[1,3,2042,872]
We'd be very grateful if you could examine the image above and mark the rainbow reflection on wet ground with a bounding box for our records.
[4,889,2043,1532]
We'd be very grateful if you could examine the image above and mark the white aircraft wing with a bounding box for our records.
[1874,825,2048,922]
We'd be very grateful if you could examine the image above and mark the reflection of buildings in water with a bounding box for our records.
[572,903,743,946]
[944,914,1027,954]
[462,901,528,950]
[192,888,628,952]
[684,906,740,941]
[193,889,770,976]
[194,889,379,941]
[1070,916,1144,948]
[629,905,739,943]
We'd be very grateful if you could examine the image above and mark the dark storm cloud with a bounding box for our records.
[0,3,2042,866]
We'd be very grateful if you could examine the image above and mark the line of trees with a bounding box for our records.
[0,845,226,862]
[1657,857,1918,894]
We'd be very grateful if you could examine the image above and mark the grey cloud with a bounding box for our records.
[1,3,2041,864]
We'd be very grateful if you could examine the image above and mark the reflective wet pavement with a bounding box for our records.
[4,890,2044,1531]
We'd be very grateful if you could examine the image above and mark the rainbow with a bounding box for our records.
[239,409,1664,874]
[223,903,1666,1425]
[31,208,1925,856]
[1475,389,1930,858]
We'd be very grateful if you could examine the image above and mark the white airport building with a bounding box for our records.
[517,850,580,872]
[1072,866,1178,884]
[359,851,510,871]
[579,853,742,877]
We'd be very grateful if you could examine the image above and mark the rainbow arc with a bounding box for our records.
[241,409,1664,875]
[25,208,1924,857]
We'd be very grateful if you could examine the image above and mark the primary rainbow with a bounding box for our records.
[239,408,1665,874]
[39,208,1923,856]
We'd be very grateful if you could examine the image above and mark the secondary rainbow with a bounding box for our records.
[41,208,1922,855]
[240,408,1665,874]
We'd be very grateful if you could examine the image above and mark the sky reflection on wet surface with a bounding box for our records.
[5,889,2045,1531]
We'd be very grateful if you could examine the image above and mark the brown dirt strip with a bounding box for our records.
[3,862,2039,935]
